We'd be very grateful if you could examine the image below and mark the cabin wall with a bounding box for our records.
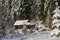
[14,25,35,29]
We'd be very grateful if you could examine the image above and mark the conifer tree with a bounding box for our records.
[44,0,56,27]
[0,0,14,36]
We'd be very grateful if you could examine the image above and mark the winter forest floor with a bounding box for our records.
[1,31,60,40]
[0,0,60,40]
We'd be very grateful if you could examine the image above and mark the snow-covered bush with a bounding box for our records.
[50,28,60,37]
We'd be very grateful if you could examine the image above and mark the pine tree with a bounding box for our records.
[11,0,21,20]
[19,0,34,21]
[38,0,45,21]
[0,0,14,36]
[44,0,56,27]
[12,0,34,21]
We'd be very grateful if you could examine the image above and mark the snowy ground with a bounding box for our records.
[1,31,60,40]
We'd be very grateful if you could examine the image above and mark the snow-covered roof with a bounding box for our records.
[52,19,60,24]
[14,20,35,26]
[26,22,35,25]
[14,20,28,25]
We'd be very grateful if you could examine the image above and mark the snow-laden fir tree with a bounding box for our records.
[51,2,60,37]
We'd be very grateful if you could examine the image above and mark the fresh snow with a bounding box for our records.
[17,29,24,34]
[50,28,60,36]
[2,31,60,40]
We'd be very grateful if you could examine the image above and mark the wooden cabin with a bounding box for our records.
[14,20,35,29]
